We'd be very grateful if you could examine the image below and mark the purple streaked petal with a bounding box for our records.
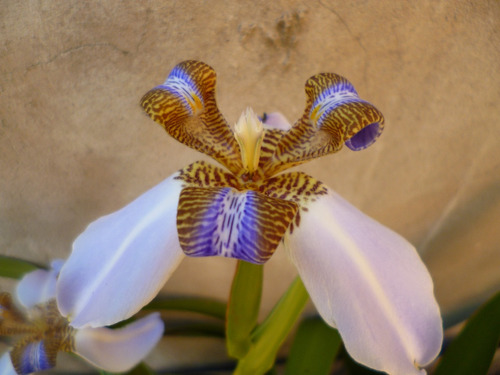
[284,190,443,374]
[177,186,298,264]
[10,340,55,375]
[74,313,164,373]
[57,174,185,328]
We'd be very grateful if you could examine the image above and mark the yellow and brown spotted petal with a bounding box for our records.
[0,293,32,335]
[10,336,61,375]
[175,160,241,189]
[258,171,328,235]
[141,60,243,174]
[177,186,298,264]
[262,73,384,176]
[258,128,286,168]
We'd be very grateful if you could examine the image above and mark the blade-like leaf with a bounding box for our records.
[234,277,309,375]
[434,290,500,375]
[284,316,342,375]
[144,296,226,320]
[0,256,43,279]
[226,261,263,358]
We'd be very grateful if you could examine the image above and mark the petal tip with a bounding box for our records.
[345,121,383,150]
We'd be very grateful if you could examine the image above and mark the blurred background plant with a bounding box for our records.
[1,255,499,374]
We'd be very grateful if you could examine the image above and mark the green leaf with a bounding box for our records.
[0,255,43,279]
[343,347,385,375]
[284,316,342,375]
[99,362,157,375]
[234,277,309,375]
[124,362,157,375]
[226,260,264,359]
[434,290,500,375]
[164,320,225,337]
[143,296,226,320]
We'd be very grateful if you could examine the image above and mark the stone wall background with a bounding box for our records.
[1,0,499,368]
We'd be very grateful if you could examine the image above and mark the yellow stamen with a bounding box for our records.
[234,108,264,175]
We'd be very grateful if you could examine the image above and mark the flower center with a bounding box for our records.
[234,108,264,182]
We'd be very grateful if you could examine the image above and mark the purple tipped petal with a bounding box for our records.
[74,313,164,373]
[345,121,382,150]
[57,174,185,328]
[157,63,204,115]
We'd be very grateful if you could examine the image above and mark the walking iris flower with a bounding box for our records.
[0,260,163,375]
[56,61,443,374]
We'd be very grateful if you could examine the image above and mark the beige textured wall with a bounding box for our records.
[1,0,499,327]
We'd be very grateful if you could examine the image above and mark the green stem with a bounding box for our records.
[235,276,309,375]
[143,296,226,320]
[226,260,264,359]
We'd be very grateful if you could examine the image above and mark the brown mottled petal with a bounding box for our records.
[177,186,298,264]
[0,293,32,336]
[257,128,287,169]
[175,160,241,189]
[258,171,328,205]
[263,73,384,177]
[141,60,243,174]
[258,171,328,235]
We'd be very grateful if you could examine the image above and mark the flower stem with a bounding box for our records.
[235,276,309,375]
[226,260,264,359]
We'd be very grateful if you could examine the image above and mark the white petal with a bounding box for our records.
[284,191,443,375]
[0,354,16,375]
[16,260,64,308]
[262,112,292,131]
[57,174,185,328]
[74,313,164,372]
[49,259,65,273]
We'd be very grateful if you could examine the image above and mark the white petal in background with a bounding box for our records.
[285,191,443,375]
[0,354,16,375]
[57,174,185,328]
[16,259,64,309]
[262,112,292,131]
[74,313,164,373]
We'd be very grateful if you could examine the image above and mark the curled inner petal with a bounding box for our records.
[177,186,298,264]
[0,293,29,335]
[141,60,242,174]
[263,73,384,176]
[345,121,382,150]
